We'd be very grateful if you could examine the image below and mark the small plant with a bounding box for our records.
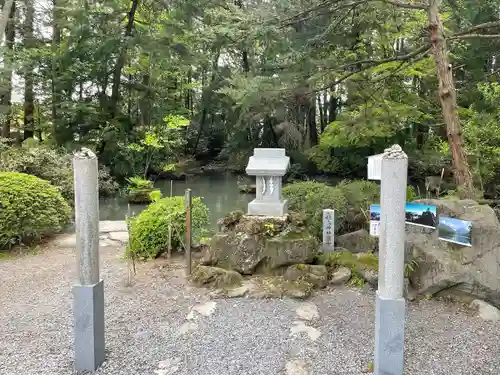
[127,176,153,190]
[404,259,420,278]
[263,222,277,237]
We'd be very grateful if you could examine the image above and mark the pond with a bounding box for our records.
[99,173,254,230]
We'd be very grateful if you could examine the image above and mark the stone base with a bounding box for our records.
[247,199,288,216]
[73,280,105,372]
[374,292,405,375]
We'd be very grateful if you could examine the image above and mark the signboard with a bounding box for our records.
[367,153,383,181]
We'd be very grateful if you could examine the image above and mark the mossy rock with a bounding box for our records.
[248,276,314,299]
[127,188,159,204]
[318,250,378,286]
[190,265,243,288]
[283,264,328,288]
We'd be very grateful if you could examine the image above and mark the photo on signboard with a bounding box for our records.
[369,204,381,236]
[405,202,437,229]
[438,216,472,247]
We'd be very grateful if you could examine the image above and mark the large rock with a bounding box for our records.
[205,212,318,275]
[336,229,377,253]
[408,199,500,307]
[283,264,328,288]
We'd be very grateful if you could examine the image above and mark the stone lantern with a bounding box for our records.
[245,148,290,217]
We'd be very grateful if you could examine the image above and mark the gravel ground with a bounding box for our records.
[1,240,500,375]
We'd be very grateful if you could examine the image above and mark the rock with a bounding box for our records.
[283,264,328,289]
[99,220,128,233]
[208,214,317,274]
[190,265,243,288]
[216,210,244,231]
[470,299,500,321]
[109,231,129,243]
[408,199,500,307]
[336,229,377,253]
[245,276,314,299]
[358,268,378,286]
[234,214,289,235]
[330,266,351,285]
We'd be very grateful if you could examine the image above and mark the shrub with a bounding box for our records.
[0,172,72,249]
[337,180,380,232]
[337,180,419,232]
[126,195,209,259]
[0,143,118,201]
[282,181,347,238]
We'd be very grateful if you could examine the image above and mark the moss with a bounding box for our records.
[190,265,243,288]
[318,251,378,286]
[295,263,306,270]
[356,252,379,271]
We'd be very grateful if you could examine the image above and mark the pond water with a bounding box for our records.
[99,173,254,230]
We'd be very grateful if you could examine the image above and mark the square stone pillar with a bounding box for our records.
[246,148,290,217]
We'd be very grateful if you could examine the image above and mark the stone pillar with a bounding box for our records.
[246,148,290,217]
[72,148,105,372]
[374,145,407,375]
[322,209,335,252]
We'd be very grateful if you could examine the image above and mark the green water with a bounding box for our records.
[99,173,254,230]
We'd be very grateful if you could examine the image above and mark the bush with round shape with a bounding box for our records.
[282,181,347,238]
[0,172,72,249]
[127,196,209,259]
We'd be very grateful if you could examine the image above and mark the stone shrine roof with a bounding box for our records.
[246,148,290,176]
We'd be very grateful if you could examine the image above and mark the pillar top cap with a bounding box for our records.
[383,144,407,159]
[74,147,97,159]
[246,148,290,176]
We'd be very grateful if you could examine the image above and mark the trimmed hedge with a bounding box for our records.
[283,181,348,238]
[0,172,72,249]
[126,195,209,259]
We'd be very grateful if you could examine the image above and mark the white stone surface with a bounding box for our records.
[245,148,290,216]
[471,299,500,321]
[73,149,100,285]
[322,209,335,252]
[246,148,290,176]
[296,303,319,321]
[378,144,408,300]
[108,231,129,242]
[99,220,128,233]
[290,321,321,341]
[285,359,310,375]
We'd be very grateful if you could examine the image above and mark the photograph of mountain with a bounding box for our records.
[405,202,437,228]
[438,216,472,247]
[370,204,380,221]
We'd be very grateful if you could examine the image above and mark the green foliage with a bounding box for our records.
[318,250,379,287]
[0,142,118,201]
[126,176,154,190]
[337,180,380,232]
[0,172,72,249]
[126,196,209,259]
[282,181,348,238]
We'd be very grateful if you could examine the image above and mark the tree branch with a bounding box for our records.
[453,21,500,37]
[449,34,500,40]
[381,0,427,9]
[311,44,431,93]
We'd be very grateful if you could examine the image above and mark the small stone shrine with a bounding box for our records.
[245,148,290,217]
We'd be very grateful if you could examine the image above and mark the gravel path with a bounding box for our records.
[1,238,500,375]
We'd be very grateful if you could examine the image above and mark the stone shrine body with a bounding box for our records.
[245,148,290,217]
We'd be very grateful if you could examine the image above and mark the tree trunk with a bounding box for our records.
[109,0,139,118]
[0,0,14,139]
[428,0,475,198]
[51,0,63,144]
[0,0,14,42]
[307,99,318,146]
[23,0,35,140]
